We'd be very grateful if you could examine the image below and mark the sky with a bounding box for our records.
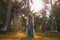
[29,0,45,13]
[12,0,58,18]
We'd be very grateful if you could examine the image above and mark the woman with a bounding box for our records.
[26,13,34,38]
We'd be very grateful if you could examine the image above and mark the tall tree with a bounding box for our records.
[0,0,12,32]
[53,0,60,32]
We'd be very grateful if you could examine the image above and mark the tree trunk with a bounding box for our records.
[41,10,46,32]
[0,0,12,32]
[56,19,60,32]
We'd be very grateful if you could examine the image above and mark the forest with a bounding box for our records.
[0,0,60,40]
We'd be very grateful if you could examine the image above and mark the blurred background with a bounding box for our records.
[0,0,60,36]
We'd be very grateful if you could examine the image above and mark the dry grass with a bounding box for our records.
[0,32,60,40]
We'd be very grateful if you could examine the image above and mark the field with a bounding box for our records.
[0,31,60,40]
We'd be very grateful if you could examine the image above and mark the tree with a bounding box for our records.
[0,0,8,32]
[0,0,12,32]
[53,0,60,32]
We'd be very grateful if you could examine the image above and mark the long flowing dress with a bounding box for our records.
[27,14,34,37]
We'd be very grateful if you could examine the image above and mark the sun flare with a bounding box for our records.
[29,0,45,13]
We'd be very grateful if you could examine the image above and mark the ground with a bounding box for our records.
[0,31,60,40]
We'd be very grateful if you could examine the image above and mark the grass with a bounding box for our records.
[35,32,60,40]
[0,31,60,40]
